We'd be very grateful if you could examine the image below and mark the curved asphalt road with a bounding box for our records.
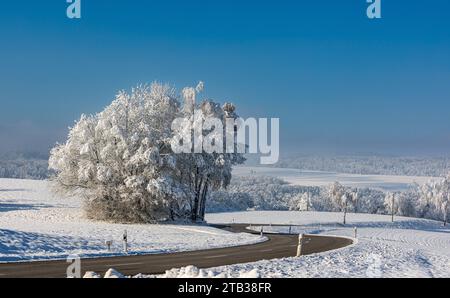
[0,224,353,278]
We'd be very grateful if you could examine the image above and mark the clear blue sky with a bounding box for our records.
[0,0,449,156]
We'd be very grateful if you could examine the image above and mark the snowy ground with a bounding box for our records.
[187,211,450,278]
[0,179,263,262]
[234,166,436,191]
[3,178,450,278]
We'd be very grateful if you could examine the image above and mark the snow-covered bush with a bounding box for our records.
[207,191,254,212]
[207,176,320,212]
[49,82,244,223]
[289,192,312,211]
[353,187,385,214]
[415,176,450,225]
[327,182,360,224]
[396,192,417,218]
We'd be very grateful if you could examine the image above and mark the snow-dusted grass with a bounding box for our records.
[202,211,450,278]
[234,166,436,191]
[0,179,263,263]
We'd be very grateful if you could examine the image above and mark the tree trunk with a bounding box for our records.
[191,168,201,222]
[169,203,175,221]
[444,204,449,227]
[191,196,199,222]
[391,195,395,223]
[343,208,347,225]
[343,201,347,225]
[191,177,203,222]
[199,182,209,220]
[191,186,198,222]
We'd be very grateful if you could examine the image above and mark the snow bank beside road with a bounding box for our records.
[205,211,450,277]
[138,265,261,278]
[206,211,445,230]
[184,238,450,278]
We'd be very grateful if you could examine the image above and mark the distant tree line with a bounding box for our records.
[0,159,50,180]
[274,155,450,177]
[208,175,450,225]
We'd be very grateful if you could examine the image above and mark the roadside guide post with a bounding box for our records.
[105,240,112,252]
[296,234,304,257]
[123,230,128,253]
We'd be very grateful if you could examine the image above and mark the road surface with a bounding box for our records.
[0,224,353,278]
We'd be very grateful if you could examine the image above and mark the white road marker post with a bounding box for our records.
[288,225,292,234]
[105,240,112,252]
[123,230,128,253]
[354,227,358,239]
[296,234,304,257]
[260,226,264,237]
[66,254,81,278]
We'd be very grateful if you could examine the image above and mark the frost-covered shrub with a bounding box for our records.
[414,176,450,225]
[49,84,182,223]
[354,188,385,214]
[396,193,417,218]
[207,176,320,212]
[207,191,253,212]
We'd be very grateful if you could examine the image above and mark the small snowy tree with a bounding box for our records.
[416,176,450,225]
[328,182,352,224]
[289,192,311,211]
[384,192,397,222]
[434,174,450,226]
[351,190,359,213]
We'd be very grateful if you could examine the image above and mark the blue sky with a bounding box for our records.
[0,0,449,156]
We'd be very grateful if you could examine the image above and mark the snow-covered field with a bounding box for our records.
[3,177,450,278]
[234,166,436,191]
[0,179,263,262]
[200,211,450,278]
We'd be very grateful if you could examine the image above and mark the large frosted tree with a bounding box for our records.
[49,82,244,223]
[170,85,246,222]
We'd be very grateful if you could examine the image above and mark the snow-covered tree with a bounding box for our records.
[432,175,450,226]
[414,177,448,224]
[384,192,397,222]
[172,85,245,222]
[289,192,312,211]
[328,182,352,224]
[396,192,417,218]
[49,82,245,223]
